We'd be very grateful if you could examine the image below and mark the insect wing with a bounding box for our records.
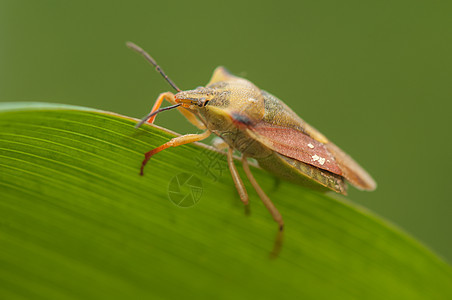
[324,142,376,191]
[246,123,343,175]
[242,90,376,191]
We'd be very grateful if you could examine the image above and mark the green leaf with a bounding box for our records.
[0,102,451,299]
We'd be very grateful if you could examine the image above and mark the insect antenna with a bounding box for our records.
[135,103,181,129]
[126,41,181,92]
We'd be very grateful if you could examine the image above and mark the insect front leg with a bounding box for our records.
[141,130,211,175]
[241,155,284,257]
[148,92,206,130]
[227,148,250,214]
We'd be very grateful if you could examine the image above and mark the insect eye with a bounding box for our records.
[197,98,210,107]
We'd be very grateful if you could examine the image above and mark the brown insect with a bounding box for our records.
[127,42,376,256]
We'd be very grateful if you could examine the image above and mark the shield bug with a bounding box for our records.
[127,42,376,256]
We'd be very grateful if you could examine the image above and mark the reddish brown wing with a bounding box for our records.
[246,121,376,191]
[246,123,343,175]
[323,142,377,191]
[242,88,376,191]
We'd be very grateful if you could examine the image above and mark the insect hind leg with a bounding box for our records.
[242,155,284,258]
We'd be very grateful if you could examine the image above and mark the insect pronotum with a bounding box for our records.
[127,42,376,256]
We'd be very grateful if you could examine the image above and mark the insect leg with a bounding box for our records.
[146,92,172,124]
[148,92,206,130]
[242,155,284,257]
[141,130,211,175]
[227,148,250,210]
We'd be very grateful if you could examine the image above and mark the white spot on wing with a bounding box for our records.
[311,154,326,165]
[308,143,314,149]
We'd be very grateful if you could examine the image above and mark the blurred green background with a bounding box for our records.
[0,0,450,263]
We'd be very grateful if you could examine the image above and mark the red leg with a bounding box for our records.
[147,92,174,124]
